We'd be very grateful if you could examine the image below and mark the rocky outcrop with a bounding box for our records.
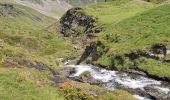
[77,41,107,64]
[60,7,101,37]
[144,86,167,99]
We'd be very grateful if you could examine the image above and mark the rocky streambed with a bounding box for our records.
[63,64,170,100]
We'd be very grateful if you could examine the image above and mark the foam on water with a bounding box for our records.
[72,65,93,76]
[69,64,170,99]
[134,95,151,100]
[154,86,170,94]
[72,64,117,82]
[115,76,161,89]
[71,64,162,89]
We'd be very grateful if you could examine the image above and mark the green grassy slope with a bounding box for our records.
[80,0,170,79]
[84,0,155,25]
[0,68,64,100]
[96,3,170,54]
[0,2,74,63]
[0,3,71,100]
[0,3,55,35]
[0,2,135,100]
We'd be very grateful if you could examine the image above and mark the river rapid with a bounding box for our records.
[67,64,170,100]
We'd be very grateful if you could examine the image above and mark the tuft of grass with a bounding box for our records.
[137,57,170,78]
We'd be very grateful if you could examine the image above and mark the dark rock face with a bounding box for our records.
[126,44,168,61]
[152,43,167,56]
[127,50,160,61]
[77,41,107,64]
[60,7,101,37]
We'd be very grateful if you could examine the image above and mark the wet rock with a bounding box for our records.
[77,76,102,85]
[59,67,76,77]
[128,69,147,76]
[125,88,155,99]
[77,71,102,85]
[144,86,165,99]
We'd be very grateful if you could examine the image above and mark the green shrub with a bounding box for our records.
[62,85,94,100]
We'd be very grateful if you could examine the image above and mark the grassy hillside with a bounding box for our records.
[0,1,135,100]
[0,68,64,100]
[0,2,74,59]
[74,0,170,80]
[0,2,71,100]
[84,0,155,25]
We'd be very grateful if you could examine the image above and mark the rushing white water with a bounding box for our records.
[134,95,151,100]
[154,86,170,94]
[70,65,164,89]
[68,64,170,100]
[115,76,161,89]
